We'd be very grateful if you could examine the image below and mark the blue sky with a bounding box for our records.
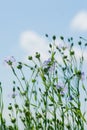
[1,0,87,81]
[1,0,87,123]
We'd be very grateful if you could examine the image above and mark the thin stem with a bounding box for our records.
[11,66,24,91]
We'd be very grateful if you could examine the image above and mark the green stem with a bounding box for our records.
[45,89,48,130]
[11,67,24,91]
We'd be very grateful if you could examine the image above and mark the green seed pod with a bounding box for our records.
[28,56,32,60]
[14,104,19,109]
[8,105,12,110]
[52,35,56,40]
[11,117,16,123]
[17,64,22,69]
[60,36,64,40]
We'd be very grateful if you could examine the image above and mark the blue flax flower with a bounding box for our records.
[4,56,16,66]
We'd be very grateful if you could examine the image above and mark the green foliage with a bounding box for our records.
[1,36,87,130]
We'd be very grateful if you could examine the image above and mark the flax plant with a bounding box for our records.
[1,35,87,130]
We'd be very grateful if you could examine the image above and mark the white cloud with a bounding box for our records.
[20,31,49,61]
[70,11,87,31]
